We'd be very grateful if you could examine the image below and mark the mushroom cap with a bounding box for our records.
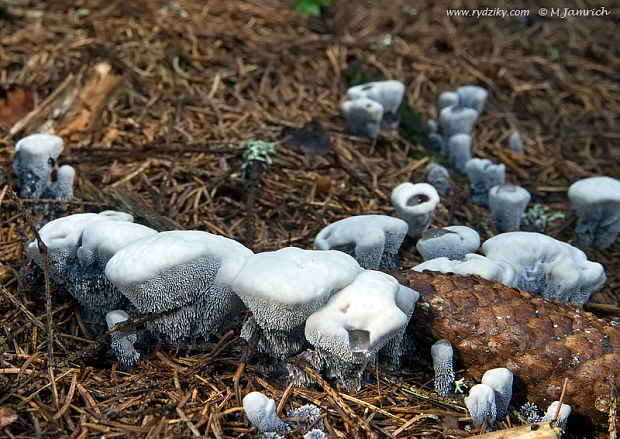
[305,270,411,361]
[14,133,64,162]
[568,176,620,208]
[390,182,440,215]
[482,232,606,305]
[437,91,460,111]
[465,383,497,429]
[542,401,571,428]
[341,97,383,121]
[413,253,518,287]
[242,392,288,433]
[489,184,531,205]
[347,80,405,114]
[481,367,513,419]
[98,210,134,222]
[77,221,158,268]
[231,247,362,331]
[56,165,76,184]
[456,85,488,113]
[508,131,524,153]
[439,104,479,137]
[105,310,129,329]
[431,339,453,364]
[416,225,480,261]
[315,215,408,251]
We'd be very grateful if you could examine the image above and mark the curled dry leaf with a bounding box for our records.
[0,407,17,428]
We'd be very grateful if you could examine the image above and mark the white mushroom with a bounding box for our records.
[456,85,488,114]
[106,310,139,371]
[390,182,440,238]
[482,232,606,306]
[427,119,438,133]
[231,247,362,356]
[314,215,408,269]
[439,105,479,138]
[13,133,64,198]
[347,80,405,114]
[465,158,506,206]
[242,392,288,433]
[413,253,519,287]
[448,133,472,174]
[541,401,571,430]
[105,231,252,341]
[437,91,460,111]
[508,131,524,154]
[304,270,417,391]
[568,176,620,249]
[426,163,451,195]
[341,98,383,139]
[464,384,496,430]
[416,225,480,261]
[431,339,455,396]
[489,184,531,233]
[481,368,513,421]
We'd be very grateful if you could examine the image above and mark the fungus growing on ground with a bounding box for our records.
[242,392,288,434]
[304,270,418,391]
[456,85,488,114]
[41,164,76,209]
[426,163,451,195]
[427,119,438,133]
[390,182,440,238]
[427,132,447,154]
[541,401,571,430]
[347,80,404,115]
[508,131,524,154]
[106,310,139,371]
[416,225,480,261]
[340,97,383,138]
[464,384,496,431]
[568,176,620,249]
[413,253,518,287]
[437,91,459,111]
[488,184,531,233]
[288,404,323,432]
[13,133,64,199]
[105,231,253,341]
[465,158,506,206]
[482,232,606,306]
[304,430,327,439]
[439,105,479,138]
[232,247,362,356]
[447,133,472,173]
[431,339,455,396]
[481,367,513,421]
[314,215,408,269]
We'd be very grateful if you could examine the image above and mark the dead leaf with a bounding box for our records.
[0,407,17,428]
[0,84,37,130]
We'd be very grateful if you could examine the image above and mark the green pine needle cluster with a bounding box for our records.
[294,0,330,16]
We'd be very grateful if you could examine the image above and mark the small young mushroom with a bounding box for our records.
[304,430,327,439]
[314,215,408,269]
[13,133,64,198]
[426,163,452,195]
[427,119,438,133]
[231,247,362,356]
[288,404,323,432]
[105,231,252,341]
[464,384,496,431]
[304,270,417,391]
[427,132,447,154]
[508,131,524,154]
[568,176,620,249]
[416,225,480,261]
[431,339,455,396]
[541,401,571,430]
[341,97,383,139]
[456,85,488,114]
[413,253,519,287]
[488,184,531,233]
[106,310,139,371]
[465,158,506,206]
[481,367,513,421]
[439,105,479,138]
[448,133,472,173]
[482,232,606,306]
[242,392,288,433]
[390,182,440,238]
[437,91,460,111]
[347,80,405,114]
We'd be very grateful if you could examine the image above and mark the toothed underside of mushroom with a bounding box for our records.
[110,331,140,370]
[67,265,128,319]
[395,270,620,431]
[241,316,306,356]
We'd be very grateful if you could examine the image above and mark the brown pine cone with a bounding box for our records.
[395,270,619,431]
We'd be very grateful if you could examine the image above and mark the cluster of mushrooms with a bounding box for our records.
[15,85,619,435]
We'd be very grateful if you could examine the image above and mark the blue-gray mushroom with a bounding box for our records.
[464,384,496,430]
[448,133,472,174]
[439,105,479,138]
[465,158,506,206]
[391,182,440,238]
[106,310,140,371]
[416,225,480,261]
[488,184,531,233]
[456,85,488,114]
[426,163,451,195]
[13,133,64,198]
[347,80,404,114]
[481,367,513,421]
[431,339,455,397]
[341,97,383,139]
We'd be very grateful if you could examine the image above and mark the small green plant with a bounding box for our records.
[294,0,330,17]
[241,140,276,179]
[522,204,565,232]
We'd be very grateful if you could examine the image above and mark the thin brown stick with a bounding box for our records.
[553,377,569,421]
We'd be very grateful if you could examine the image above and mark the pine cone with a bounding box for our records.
[395,270,619,431]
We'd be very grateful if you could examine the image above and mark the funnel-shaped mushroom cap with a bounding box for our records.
[347,80,405,114]
[106,310,129,329]
[242,392,288,433]
[456,85,488,114]
[413,253,518,287]
[13,134,64,198]
[391,182,440,238]
[437,91,459,111]
[465,384,497,429]
[231,247,362,332]
[341,98,384,139]
[439,105,479,138]
[416,225,480,261]
[314,215,408,269]
[482,232,606,306]
[568,176,620,249]
[481,368,513,421]
[465,158,506,206]
[305,271,412,363]
[489,184,531,233]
